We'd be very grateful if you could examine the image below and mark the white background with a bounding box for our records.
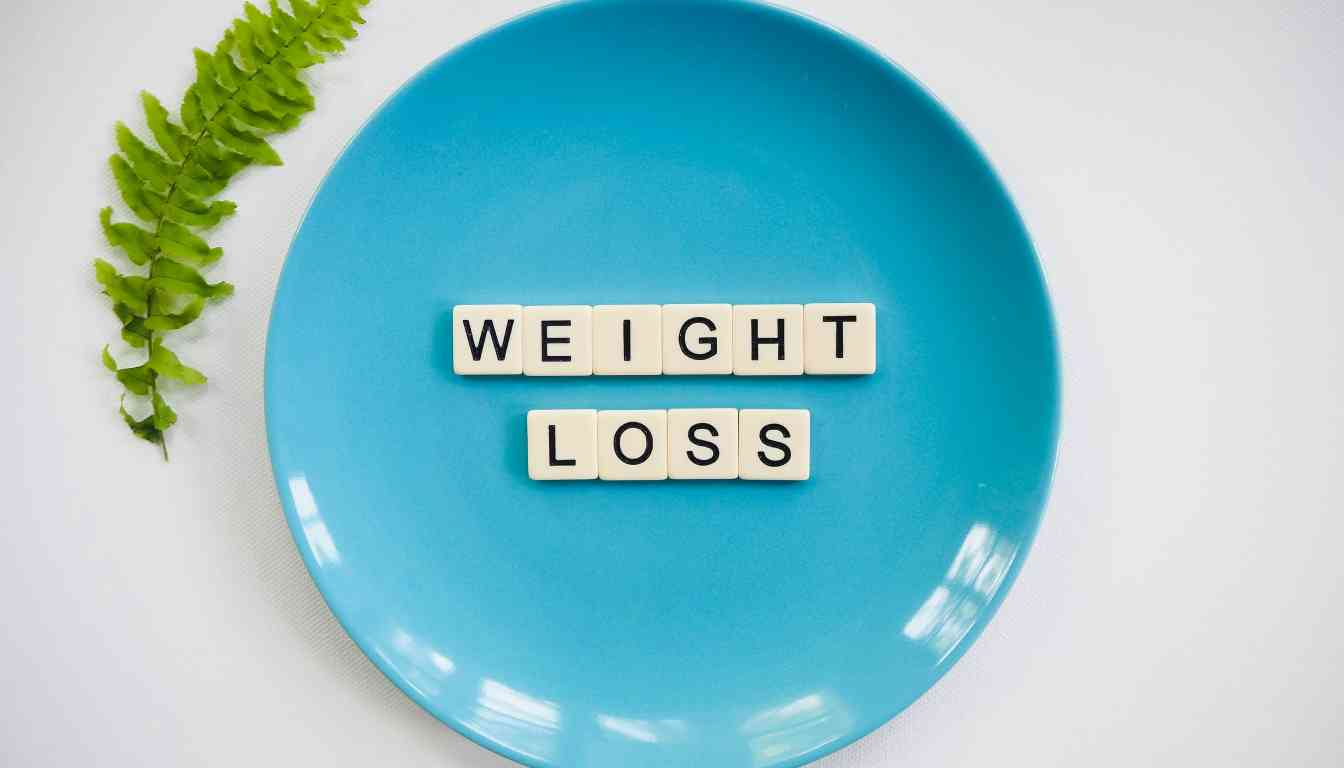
[4,1,1342,765]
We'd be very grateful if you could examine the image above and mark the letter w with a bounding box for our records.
[462,318,515,361]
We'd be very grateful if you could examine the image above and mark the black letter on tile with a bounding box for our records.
[622,318,633,362]
[678,317,718,360]
[686,422,721,466]
[540,320,572,362]
[614,422,654,465]
[751,318,786,361]
[462,318,515,361]
[548,425,576,467]
[822,315,858,358]
[758,424,792,467]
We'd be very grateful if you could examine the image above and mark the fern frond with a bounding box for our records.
[97,0,370,457]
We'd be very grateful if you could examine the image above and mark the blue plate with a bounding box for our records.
[266,1,1059,766]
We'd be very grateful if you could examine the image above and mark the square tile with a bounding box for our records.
[452,304,522,375]
[662,304,733,375]
[597,410,668,480]
[738,409,810,480]
[732,304,804,375]
[523,305,593,376]
[527,410,598,480]
[804,302,876,374]
[667,408,739,479]
[593,305,663,375]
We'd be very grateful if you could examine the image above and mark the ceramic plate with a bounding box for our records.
[266,1,1059,766]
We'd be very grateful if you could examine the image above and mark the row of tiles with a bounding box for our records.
[528,409,810,481]
[454,303,875,376]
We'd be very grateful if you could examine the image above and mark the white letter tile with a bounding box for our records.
[523,305,593,376]
[597,410,668,480]
[667,408,739,480]
[738,409,810,481]
[804,303,876,375]
[662,304,733,375]
[732,304,804,375]
[527,409,598,480]
[593,305,663,375]
[452,304,522,375]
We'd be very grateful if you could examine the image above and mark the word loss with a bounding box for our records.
[452,303,876,376]
[527,409,810,481]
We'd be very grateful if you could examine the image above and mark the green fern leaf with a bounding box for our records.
[180,86,206,133]
[230,21,263,71]
[207,119,282,165]
[151,390,179,430]
[94,259,150,316]
[192,49,229,114]
[116,363,155,396]
[239,79,309,120]
[148,339,207,384]
[141,92,187,162]
[116,123,180,192]
[108,155,157,221]
[99,207,156,265]
[173,168,229,200]
[301,24,345,55]
[190,139,252,184]
[269,1,301,43]
[161,195,238,228]
[120,397,164,446]
[213,43,248,91]
[258,62,315,107]
[333,1,367,26]
[290,0,317,24]
[99,0,370,456]
[319,12,358,40]
[281,41,324,68]
[227,99,299,133]
[112,303,151,347]
[145,298,207,331]
[245,3,280,56]
[122,324,151,348]
[148,258,234,300]
[158,222,223,266]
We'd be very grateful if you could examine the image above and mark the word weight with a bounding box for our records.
[454,304,875,376]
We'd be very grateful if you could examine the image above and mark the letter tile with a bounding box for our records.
[804,302,876,374]
[667,408,738,480]
[527,409,598,480]
[662,304,733,375]
[452,304,522,375]
[738,409,810,481]
[593,305,663,375]
[597,410,668,480]
[732,304,804,375]
[523,305,593,376]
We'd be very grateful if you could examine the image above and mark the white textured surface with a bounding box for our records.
[4,0,1343,765]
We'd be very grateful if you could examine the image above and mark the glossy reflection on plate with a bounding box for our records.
[265,1,1060,766]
